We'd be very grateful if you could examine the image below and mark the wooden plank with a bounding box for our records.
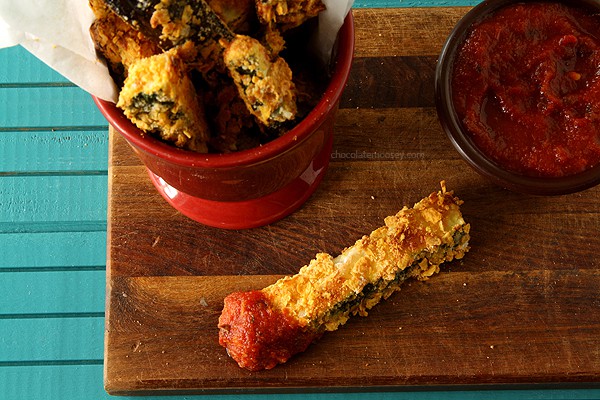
[0,318,104,362]
[0,365,108,400]
[0,270,105,314]
[0,232,106,269]
[352,8,471,58]
[105,271,600,392]
[106,134,600,278]
[0,129,108,173]
[0,175,107,228]
[0,86,107,128]
[342,56,438,108]
[104,7,600,394]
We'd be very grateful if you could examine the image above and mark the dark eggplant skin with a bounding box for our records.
[102,0,160,39]
[103,0,234,49]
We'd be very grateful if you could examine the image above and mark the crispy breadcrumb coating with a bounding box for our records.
[223,35,297,126]
[255,0,326,30]
[117,48,210,152]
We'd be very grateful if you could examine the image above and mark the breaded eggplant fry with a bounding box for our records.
[223,35,297,126]
[89,3,161,86]
[103,0,234,48]
[117,48,210,152]
[255,0,326,30]
[219,183,471,371]
[102,0,231,74]
[150,0,234,46]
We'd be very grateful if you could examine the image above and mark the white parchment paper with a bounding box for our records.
[0,0,119,101]
[0,0,353,103]
[315,0,355,67]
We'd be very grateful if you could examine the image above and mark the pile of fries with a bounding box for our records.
[89,0,326,153]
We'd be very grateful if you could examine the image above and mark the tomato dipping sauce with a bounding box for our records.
[451,2,600,178]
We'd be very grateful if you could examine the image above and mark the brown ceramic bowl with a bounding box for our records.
[94,13,354,228]
[435,0,600,195]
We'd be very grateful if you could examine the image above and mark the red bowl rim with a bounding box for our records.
[93,12,355,169]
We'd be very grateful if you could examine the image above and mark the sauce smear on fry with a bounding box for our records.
[218,290,319,371]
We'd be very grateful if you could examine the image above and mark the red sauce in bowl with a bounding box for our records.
[452,2,600,178]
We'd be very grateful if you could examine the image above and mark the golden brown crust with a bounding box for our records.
[255,0,326,30]
[88,0,110,18]
[150,0,196,46]
[261,183,470,330]
[261,27,286,56]
[223,35,297,126]
[117,48,211,152]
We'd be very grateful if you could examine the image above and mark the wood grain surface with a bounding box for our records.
[104,7,600,395]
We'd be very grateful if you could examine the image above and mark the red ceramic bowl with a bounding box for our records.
[94,13,354,229]
[435,0,600,195]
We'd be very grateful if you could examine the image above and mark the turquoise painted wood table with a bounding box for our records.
[1,0,600,399]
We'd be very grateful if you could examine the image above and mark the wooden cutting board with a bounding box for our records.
[104,7,600,395]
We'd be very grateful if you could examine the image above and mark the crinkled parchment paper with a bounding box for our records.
[0,0,353,103]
